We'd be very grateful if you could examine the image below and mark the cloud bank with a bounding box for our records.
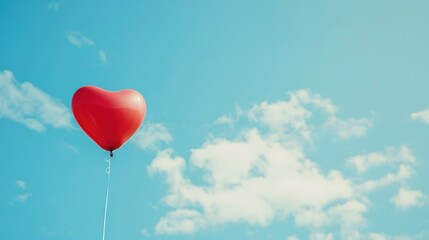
[145,90,423,239]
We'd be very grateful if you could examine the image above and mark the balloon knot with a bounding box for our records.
[110,151,113,157]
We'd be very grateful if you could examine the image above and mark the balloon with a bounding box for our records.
[71,86,146,155]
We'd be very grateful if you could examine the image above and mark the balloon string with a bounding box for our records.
[102,157,111,240]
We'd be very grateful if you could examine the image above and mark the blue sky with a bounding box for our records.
[1,1,429,239]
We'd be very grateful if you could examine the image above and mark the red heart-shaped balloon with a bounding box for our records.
[72,86,146,154]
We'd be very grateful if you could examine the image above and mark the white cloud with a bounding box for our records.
[248,98,312,140]
[15,180,27,190]
[99,50,107,64]
[147,89,417,237]
[295,208,330,229]
[345,231,425,240]
[13,193,32,203]
[390,187,424,210]
[154,209,207,235]
[67,31,95,47]
[149,130,356,234]
[248,89,371,140]
[132,123,172,151]
[410,109,429,125]
[148,149,185,185]
[0,70,73,132]
[214,115,234,125]
[48,2,61,11]
[368,233,388,240]
[214,104,244,125]
[366,232,411,240]
[357,165,413,193]
[328,199,368,237]
[288,235,300,240]
[325,117,372,139]
[348,146,416,173]
[309,232,334,240]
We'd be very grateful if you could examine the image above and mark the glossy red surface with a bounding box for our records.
[72,86,146,153]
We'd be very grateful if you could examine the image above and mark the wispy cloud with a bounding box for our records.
[214,115,234,125]
[391,187,424,210]
[0,70,73,132]
[15,180,27,190]
[348,145,416,173]
[141,228,151,237]
[99,50,107,64]
[60,142,78,154]
[132,123,172,151]
[11,180,32,204]
[13,193,32,203]
[325,117,372,139]
[48,2,61,11]
[214,104,243,125]
[411,109,429,125]
[357,165,413,193]
[67,31,95,47]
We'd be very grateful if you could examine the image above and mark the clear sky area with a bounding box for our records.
[0,1,428,240]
